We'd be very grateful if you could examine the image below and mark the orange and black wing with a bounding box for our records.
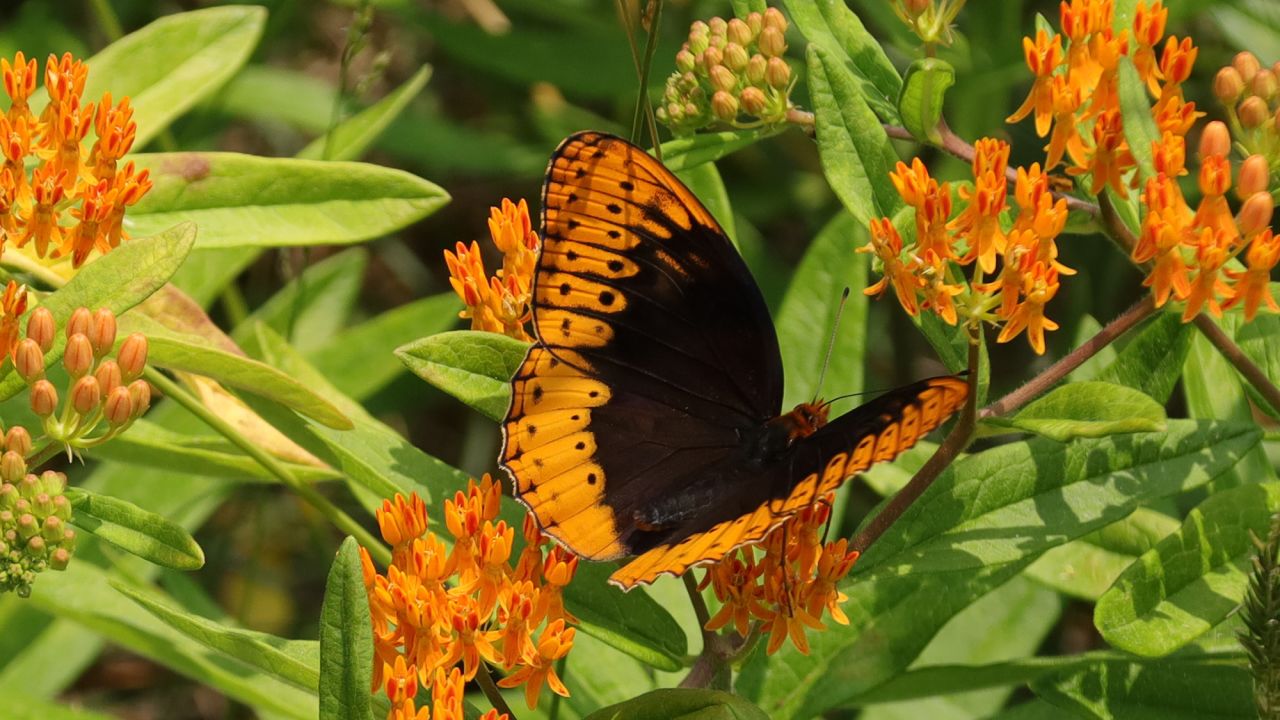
[500,132,783,563]
[609,375,969,587]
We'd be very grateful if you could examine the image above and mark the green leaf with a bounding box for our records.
[4,694,116,720]
[1096,312,1193,403]
[899,58,955,144]
[307,292,462,400]
[319,538,374,720]
[1211,1,1280,74]
[1031,658,1255,719]
[776,211,867,414]
[1233,313,1280,419]
[731,0,767,18]
[807,44,903,226]
[298,65,432,161]
[856,421,1262,576]
[112,581,319,691]
[84,6,266,148]
[1095,482,1280,656]
[676,162,737,245]
[659,128,782,173]
[28,561,315,718]
[1027,509,1180,601]
[998,381,1167,441]
[395,331,529,421]
[1116,57,1159,182]
[67,488,205,570]
[119,310,352,430]
[127,153,450,248]
[0,223,195,401]
[914,310,989,403]
[585,688,769,720]
[784,0,903,123]
[232,248,369,353]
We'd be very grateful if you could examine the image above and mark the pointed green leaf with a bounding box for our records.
[85,6,266,147]
[1031,658,1254,719]
[807,44,903,225]
[127,152,449,248]
[113,581,319,691]
[395,331,529,421]
[299,65,432,161]
[658,128,783,172]
[319,538,374,720]
[1116,57,1159,183]
[1095,482,1280,656]
[676,162,737,245]
[1233,312,1280,419]
[5,693,115,720]
[67,487,205,570]
[998,381,1167,441]
[899,58,955,144]
[585,688,769,720]
[1096,312,1193,403]
[0,223,195,401]
[785,0,903,123]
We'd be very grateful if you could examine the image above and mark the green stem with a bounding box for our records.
[475,661,518,719]
[88,0,125,41]
[144,367,391,566]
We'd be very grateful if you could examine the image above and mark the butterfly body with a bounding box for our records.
[500,131,968,589]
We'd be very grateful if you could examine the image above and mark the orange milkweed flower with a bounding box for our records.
[951,138,1009,272]
[444,199,540,341]
[497,618,575,710]
[1066,108,1135,197]
[1007,30,1064,136]
[859,218,923,317]
[2,52,38,122]
[1131,1,1169,93]
[1181,227,1233,321]
[997,261,1061,354]
[0,280,28,363]
[1224,230,1280,321]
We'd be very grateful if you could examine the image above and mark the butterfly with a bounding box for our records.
[499,131,968,590]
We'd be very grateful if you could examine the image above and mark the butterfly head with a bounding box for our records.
[784,401,831,440]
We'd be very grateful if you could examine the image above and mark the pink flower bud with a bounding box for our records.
[128,380,151,418]
[675,49,696,73]
[1239,96,1269,129]
[117,333,148,380]
[1238,192,1275,236]
[766,56,791,89]
[1198,121,1231,159]
[14,338,44,383]
[740,86,768,115]
[1234,51,1261,84]
[30,380,57,418]
[5,426,30,456]
[104,386,133,426]
[727,18,752,47]
[89,309,116,358]
[724,42,750,72]
[94,360,122,393]
[711,90,739,121]
[71,376,101,415]
[63,334,94,378]
[759,26,787,58]
[709,64,737,92]
[1,452,24,484]
[763,7,787,33]
[1237,154,1270,198]
[66,307,92,339]
[746,54,768,85]
[50,546,71,570]
[25,307,54,352]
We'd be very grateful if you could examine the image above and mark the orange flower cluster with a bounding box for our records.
[362,477,578,717]
[382,662,508,720]
[444,199,539,341]
[701,496,859,655]
[1135,121,1277,321]
[0,52,151,268]
[861,139,1070,354]
[0,281,28,363]
[1007,0,1200,195]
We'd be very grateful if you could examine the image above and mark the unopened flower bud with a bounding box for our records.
[0,483,14,509]
[1238,192,1275,236]
[94,360,122,394]
[759,26,787,58]
[1234,51,1262,84]
[747,12,763,36]
[5,426,30,456]
[89,309,115,358]
[16,513,37,540]
[711,90,739,121]
[904,0,931,16]
[766,56,791,89]
[740,86,768,115]
[117,333,147,380]
[684,101,701,119]
[38,470,65,497]
[51,493,70,522]
[66,307,92,339]
[1199,121,1231,159]
[701,45,723,71]
[63,334,93,378]
[25,534,44,554]
[30,380,56,418]
[25,308,54,352]
[1238,154,1270,198]
[14,339,44,383]
[104,386,132,426]
[128,380,151,417]
[1252,69,1278,101]
[724,42,750,72]
[727,18,752,47]
[664,102,684,122]
[708,16,728,38]
[747,54,768,85]
[40,515,63,544]
[1,452,24,484]
[709,64,737,92]
[763,7,787,33]
[50,547,70,571]
[72,376,101,415]
[676,49,696,73]
[1214,66,1245,103]
[688,22,710,54]
[1239,96,1270,129]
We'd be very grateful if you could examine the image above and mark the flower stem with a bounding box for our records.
[144,367,391,566]
[679,571,737,690]
[852,339,978,554]
[979,296,1157,419]
[89,0,125,42]
[1193,314,1280,415]
[476,661,519,719]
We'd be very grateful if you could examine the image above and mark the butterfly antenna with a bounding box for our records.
[812,287,852,403]
[618,0,664,155]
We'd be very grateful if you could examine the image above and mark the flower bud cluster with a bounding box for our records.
[1213,52,1280,175]
[657,9,794,133]
[891,0,966,47]
[0,451,75,597]
[20,306,151,453]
